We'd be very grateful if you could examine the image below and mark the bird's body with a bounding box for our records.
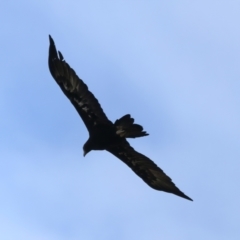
[84,122,122,152]
[48,35,193,201]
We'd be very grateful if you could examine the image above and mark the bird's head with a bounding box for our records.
[83,140,92,157]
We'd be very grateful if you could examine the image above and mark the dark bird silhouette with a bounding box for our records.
[48,35,193,201]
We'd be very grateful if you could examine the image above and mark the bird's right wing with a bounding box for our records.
[107,141,192,201]
[48,35,111,132]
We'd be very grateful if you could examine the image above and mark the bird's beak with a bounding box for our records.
[83,151,87,157]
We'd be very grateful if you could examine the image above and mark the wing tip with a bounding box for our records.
[182,194,193,201]
[48,35,59,61]
[49,34,54,44]
[174,190,193,201]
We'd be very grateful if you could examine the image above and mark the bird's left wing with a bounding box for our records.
[106,141,192,201]
[48,35,111,132]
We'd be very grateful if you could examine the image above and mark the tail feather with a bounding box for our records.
[114,114,149,138]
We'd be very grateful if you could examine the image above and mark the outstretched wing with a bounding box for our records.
[48,35,111,132]
[107,141,192,201]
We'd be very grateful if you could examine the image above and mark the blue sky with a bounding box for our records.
[1,1,240,239]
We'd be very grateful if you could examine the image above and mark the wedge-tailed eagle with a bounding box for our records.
[48,35,192,201]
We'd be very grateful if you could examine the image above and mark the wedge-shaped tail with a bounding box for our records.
[114,114,149,138]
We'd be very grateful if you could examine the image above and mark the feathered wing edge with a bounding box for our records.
[107,141,193,201]
[48,35,111,131]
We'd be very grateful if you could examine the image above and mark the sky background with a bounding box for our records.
[1,1,240,239]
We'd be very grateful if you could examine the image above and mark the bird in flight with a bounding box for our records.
[48,35,192,201]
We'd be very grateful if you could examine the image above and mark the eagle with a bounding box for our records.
[48,35,192,201]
